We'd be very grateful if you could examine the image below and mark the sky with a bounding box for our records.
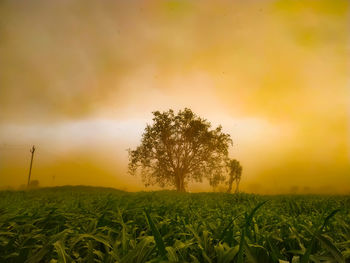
[0,0,349,193]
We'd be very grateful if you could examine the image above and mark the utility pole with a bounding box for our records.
[27,145,36,187]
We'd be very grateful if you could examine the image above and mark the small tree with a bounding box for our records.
[227,159,242,193]
[128,108,232,192]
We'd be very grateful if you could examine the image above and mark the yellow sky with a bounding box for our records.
[0,0,349,193]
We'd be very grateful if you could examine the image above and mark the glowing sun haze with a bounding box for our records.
[0,0,349,193]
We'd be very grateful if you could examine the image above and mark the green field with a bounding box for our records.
[0,187,350,263]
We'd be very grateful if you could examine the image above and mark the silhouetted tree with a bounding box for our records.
[227,159,242,193]
[128,108,232,192]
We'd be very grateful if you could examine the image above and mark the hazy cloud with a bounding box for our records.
[0,0,349,193]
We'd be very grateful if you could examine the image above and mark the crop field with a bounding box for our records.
[0,187,350,263]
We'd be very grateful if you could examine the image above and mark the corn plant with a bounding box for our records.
[0,187,349,262]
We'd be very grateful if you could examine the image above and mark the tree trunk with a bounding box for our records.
[227,181,233,193]
[227,176,234,193]
[235,179,240,194]
[179,179,185,192]
[175,173,186,192]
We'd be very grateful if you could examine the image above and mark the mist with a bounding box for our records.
[0,0,349,193]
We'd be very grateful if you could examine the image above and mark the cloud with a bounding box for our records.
[0,0,349,193]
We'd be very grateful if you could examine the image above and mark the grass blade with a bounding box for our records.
[144,209,167,258]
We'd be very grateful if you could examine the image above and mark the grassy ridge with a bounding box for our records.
[0,187,350,262]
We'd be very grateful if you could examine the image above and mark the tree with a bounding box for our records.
[128,108,232,192]
[227,159,242,194]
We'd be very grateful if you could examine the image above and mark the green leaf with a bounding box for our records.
[166,246,178,262]
[144,210,167,258]
[53,240,71,263]
[315,233,345,263]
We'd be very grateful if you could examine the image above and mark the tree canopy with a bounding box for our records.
[128,108,232,192]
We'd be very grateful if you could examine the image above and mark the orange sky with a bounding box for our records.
[0,0,349,193]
